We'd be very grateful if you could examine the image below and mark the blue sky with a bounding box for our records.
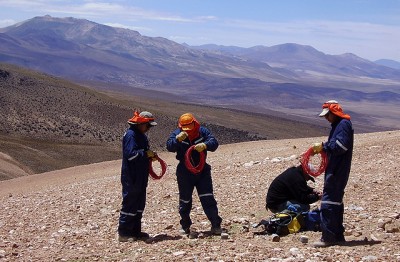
[0,0,400,61]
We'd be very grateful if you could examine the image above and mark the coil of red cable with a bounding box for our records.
[300,147,328,177]
[149,155,167,180]
[184,145,206,174]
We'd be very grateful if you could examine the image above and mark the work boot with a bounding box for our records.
[313,240,342,248]
[118,234,137,242]
[211,226,223,236]
[179,227,190,235]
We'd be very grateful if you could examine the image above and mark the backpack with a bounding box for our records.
[255,210,305,236]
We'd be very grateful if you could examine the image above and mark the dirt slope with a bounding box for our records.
[0,131,399,261]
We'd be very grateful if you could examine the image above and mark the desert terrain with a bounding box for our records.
[0,130,399,261]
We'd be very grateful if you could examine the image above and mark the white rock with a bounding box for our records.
[289,247,300,256]
[362,255,378,261]
[244,161,254,167]
[173,251,186,256]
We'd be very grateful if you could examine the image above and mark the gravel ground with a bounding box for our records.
[0,130,399,261]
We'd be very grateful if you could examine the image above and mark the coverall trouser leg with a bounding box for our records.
[196,172,222,228]
[177,172,195,229]
[320,202,345,242]
[118,188,147,236]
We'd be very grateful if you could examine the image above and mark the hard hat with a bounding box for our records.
[178,113,196,131]
[128,111,157,125]
[319,100,350,120]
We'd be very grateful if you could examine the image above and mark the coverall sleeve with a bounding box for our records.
[323,121,352,156]
[123,131,146,162]
[166,130,180,152]
[202,127,219,152]
[289,181,320,204]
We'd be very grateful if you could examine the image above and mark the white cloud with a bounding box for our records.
[0,19,17,28]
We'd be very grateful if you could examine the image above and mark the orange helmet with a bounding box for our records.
[178,113,196,131]
[128,111,157,125]
[319,100,350,120]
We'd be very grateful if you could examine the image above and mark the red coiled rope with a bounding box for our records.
[300,147,328,177]
[185,145,206,174]
[149,155,167,180]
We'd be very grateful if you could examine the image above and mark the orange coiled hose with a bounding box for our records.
[149,155,167,180]
[300,147,328,177]
[185,145,206,174]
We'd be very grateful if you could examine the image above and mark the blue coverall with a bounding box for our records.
[166,127,222,230]
[118,126,150,237]
[321,118,354,242]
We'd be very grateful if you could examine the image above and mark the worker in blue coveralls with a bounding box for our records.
[118,111,158,242]
[311,100,354,248]
[166,113,223,236]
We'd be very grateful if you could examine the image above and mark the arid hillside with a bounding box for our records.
[0,63,328,179]
[0,130,399,261]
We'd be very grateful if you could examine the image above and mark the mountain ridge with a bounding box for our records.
[1,16,399,131]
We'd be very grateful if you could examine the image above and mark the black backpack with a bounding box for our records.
[254,210,305,236]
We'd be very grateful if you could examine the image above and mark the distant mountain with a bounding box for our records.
[191,43,400,80]
[1,16,400,89]
[0,15,291,89]
[374,59,400,70]
[1,16,400,132]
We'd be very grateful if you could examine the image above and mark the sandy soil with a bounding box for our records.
[0,131,399,261]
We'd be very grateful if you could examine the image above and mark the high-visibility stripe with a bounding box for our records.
[321,200,343,206]
[194,137,204,144]
[198,193,213,198]
[137,210,143,213]
[182,141,189,145]
[336,140,348,151]
[120,211,137,217]
[128,153,139,161]
[180,198,191,204]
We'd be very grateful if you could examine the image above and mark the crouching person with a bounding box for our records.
[266,165,321,213]
[166,113,223,236]
[118,111,157,242]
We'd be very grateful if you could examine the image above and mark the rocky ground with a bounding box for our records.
[0,130,399,261]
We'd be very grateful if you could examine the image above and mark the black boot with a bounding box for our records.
[132,218,150,240]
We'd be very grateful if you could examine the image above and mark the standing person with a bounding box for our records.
[266,165,321,213]
[118,111,158,242]
[166,113,223,235]
[312,100,354,248]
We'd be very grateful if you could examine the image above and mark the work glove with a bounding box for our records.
[146,150,157,159]
[194,142,207,152]
[176,131,188,142]
[312,142,323,154]
[313,190,323,200]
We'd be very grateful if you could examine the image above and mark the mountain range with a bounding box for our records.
[0,15,399,131]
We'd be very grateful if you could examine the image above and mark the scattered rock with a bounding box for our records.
[289,247,300,256]
[385,221,400,233]
[164,224,173,230]
[173,251,186,256]
[271,234,280,242]
[221,233,229,240]
[299,235,308,244]
[362,255,378,261]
